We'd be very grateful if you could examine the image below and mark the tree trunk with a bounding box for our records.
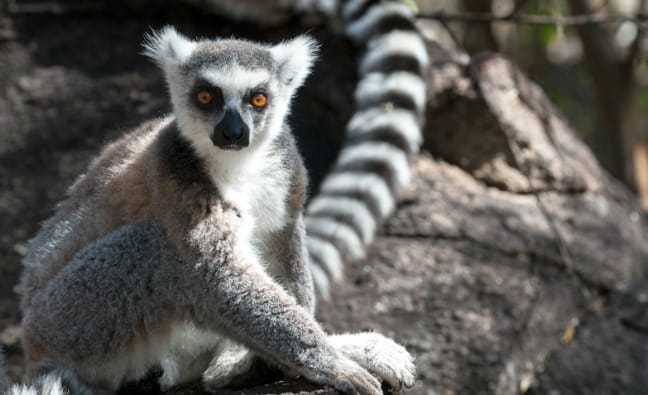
[569,0,646,199]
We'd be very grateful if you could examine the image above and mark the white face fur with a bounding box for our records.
[143,26,317,164]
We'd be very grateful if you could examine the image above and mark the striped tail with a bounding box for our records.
[305,0,428,299]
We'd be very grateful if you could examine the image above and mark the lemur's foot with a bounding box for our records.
[330,355,383,395]
[330,332,416,390]
[202,346,280,391]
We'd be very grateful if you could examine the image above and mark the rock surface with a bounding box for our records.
[1,3,647,395]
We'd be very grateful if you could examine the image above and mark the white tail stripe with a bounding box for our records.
[337,142,411,190]
[347,108,422,153]
[355,72,426,113]
[319,172,394,218]
[309,261,331,300]
[307,196,377,244]
[307,236,344,280]
[345,2,414,44]
[360,30,429,75]
[294,0,338,16]
[306,217,365,260]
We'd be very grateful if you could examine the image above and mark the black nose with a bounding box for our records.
[220,109,248,141]
[212,109,250,149]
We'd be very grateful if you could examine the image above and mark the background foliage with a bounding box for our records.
[417,0,648,205]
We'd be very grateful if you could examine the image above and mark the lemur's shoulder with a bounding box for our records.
[64,117,172,201]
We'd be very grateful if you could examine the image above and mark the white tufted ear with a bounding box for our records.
[270,35,319,93]
[142,26,197,69]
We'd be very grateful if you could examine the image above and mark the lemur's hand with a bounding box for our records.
[332,332,416,390]
[329,332,416,390]
[202,345,254,390]
[330,355,382,395]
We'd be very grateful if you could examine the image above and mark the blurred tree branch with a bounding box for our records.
[567,0,628,182]
[569,0,647,203]
[629,2,648,207]
[417,9,647,26]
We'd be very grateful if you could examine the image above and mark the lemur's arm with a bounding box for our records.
[266,213,315,312]
[154,176,381,395]
[266,145,315,312]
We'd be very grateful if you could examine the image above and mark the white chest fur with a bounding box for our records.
[215,149,290,241]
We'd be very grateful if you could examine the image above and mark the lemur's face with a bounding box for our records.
[175,43,281,151]
[144,28,317,153]
[183,65,271,150]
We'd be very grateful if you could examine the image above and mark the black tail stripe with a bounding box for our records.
[360,15,418,42]
[308,248,336,279]
[346,126,415,155]
[333,159,399,194]
[363,53,423,75]
[306,211,367,245]
[306,223,356,261]
[357,92,419,113]
[317,190,383,220]
[344,0,380,23]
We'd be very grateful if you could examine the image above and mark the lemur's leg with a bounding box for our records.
[21,222,219,392]
[202,339,282,391]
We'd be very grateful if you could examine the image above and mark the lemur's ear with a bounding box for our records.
[143,26,196,69]
[270,35,319,93]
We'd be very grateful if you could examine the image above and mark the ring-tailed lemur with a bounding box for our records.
[10,28,415,394]
[303,0,428,298]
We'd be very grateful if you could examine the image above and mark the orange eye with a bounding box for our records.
[251,93,267,108]
[197,90,212,105]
